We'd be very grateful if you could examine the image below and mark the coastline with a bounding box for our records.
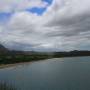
[0,62,32,69]
[0,56,90,69]
[0,58,50,69]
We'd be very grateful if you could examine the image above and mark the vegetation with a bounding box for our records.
[0,50,90,65]
[0,52,53,65]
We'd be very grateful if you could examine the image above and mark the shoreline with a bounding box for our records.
[0,58,50,69]
[0,56,90,69]
[0,62,33,69]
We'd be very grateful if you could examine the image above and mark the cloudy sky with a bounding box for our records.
[0,0,90,51]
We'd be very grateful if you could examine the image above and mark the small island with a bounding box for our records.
[0,44,90,65]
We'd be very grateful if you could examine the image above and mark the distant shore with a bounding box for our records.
[0,50,90,67]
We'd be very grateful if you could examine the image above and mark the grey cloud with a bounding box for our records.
[1,0,90,51]
[45,12,90,38]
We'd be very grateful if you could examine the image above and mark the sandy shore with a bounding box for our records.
[0,59,49,69]
[0,62,33,69]
[0,58,53,69]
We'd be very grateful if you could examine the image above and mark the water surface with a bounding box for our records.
[0,56,90,90]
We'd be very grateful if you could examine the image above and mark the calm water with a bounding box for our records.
[0,57,90,90]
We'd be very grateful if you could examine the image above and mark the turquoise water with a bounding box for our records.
[0,56,90,90]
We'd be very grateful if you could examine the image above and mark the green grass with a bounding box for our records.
[0,54,52,65]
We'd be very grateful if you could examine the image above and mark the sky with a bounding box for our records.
[0,0,90,51]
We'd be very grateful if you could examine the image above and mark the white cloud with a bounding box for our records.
[0,0,48,12]
[0,0,90,51]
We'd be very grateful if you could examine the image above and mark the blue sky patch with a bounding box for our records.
[27,0,53,15]
[0,13,12,23]
[0,0,53,22]
[42,0,53,5]
[27,7,46,15]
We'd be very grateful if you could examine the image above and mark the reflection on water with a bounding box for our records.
[0,81,17,90]
[0,57,90,90]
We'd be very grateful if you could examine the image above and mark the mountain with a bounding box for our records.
[0,44,37,55]
[0,44,90,57]
[0,44,9,54]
